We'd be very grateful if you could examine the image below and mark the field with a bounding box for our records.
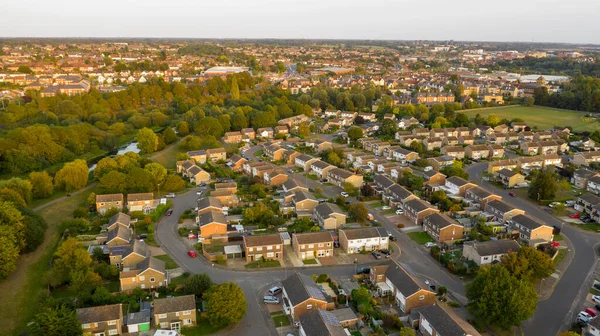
[462,106,597,132]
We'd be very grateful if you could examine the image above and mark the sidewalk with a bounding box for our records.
[539,234,574,300]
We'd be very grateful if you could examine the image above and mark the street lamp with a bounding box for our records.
[354,258,358,274]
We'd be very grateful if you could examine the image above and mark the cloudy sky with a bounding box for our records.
[2,0,599,44]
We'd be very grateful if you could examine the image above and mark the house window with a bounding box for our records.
[306,304,313,310]
[150,277,156,283]
[419,295,425,301]
[82,324,90,329]
[267,245,273,250]
[256,247,262,251]
[159,313,167,319]
[248,247,253,252]
[184,318,192,325]
[100,203,105,206]
[108,320,116,325]
[184,310,191,315]
[160,322,168,328]
[139,276,145,281]
[176,312,179,316]
[108,330,118,336]
[308,244,314,248]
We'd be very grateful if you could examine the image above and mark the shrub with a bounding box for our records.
[397,223,405,228]
[215,254,226,264]
[316,274,329,283]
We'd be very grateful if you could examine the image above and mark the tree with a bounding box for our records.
[0,177,33,204]
[99,171,127,193]
[136,128,159,154]
[194,117,224,137]
[528,167,557,201]
[517,246,555,280]
[327,151,342,166]
[343,182,359,197]
[524,96,534,107]
[126,168,154,193]
[466,264,537,330]
[93,157,119,180]
[29,171,53,199]
[399,327,416,336]
[19,206,47,252]
[298,122,310,137]
[351,287,371,304]
[440,161,469,179]
[348,126,363,141]
[144,163,167,191]
[162,175,186,192]
[185,273,212,297]
[0,203,22,278]
[17,65,33,74]
[163,127,178,144]
[379,119,397,137]
[29,305,82,336]
[230,75,240,100]
[204,282,247,328]
[92,286,112,305]
[348,203,368,222]
[177,121,190,136]
[486,114,500,127]
[54,159,89,192]
[409,140,424,153]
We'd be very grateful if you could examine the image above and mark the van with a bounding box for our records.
[165,193,176,198]
[268,286,282,296]
[263,296,280,304]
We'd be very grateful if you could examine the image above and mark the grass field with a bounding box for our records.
[155,254,179,269]
[150,141,183,169]
[408,232,435,245]
[463,106,597,132]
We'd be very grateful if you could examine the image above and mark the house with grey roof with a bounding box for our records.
[416,304,481,336]
[313,203,346,230]
[339,227,389,254]
[153,295,197,330]
[298,309,346,336]
[422,213,464,243]
[369,263,435,313]
[76,303,123,336]
[463,240,521,266]
[281,272,334,321]
[508,214,554,245]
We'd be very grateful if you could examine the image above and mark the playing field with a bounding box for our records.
[462,106,598,132]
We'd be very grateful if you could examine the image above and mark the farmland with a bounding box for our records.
[462,106,598,132]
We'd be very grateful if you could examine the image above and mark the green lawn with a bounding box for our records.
[303,259,318,265]
[245,259,281,268]
[369,201,385,208]
[462,106,597,132]
[554,249,568,266]
[553,234,563,241]
[591,288,600,296]
[151,143,182,169]
[306,174,318,180]
[573,223,600,232]
[181,316,226,336]
[155,254,179,269]
[170,273,190,287]
[408,232,435,245]
[272,314,291,327]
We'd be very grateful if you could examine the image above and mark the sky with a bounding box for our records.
[2,0,600,44]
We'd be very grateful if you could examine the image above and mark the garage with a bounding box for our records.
[126,311,151,333]
[224,244,243,259]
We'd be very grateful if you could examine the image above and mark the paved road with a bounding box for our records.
[466,162,600,335]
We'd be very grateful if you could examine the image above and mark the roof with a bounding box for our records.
[244,233,283,247]
[128,193,154,202]
[198,211,227,227]
[468,240,521,256]
[511,214,548,230]
[124,239,148,259]
[107,225,132,243]
[423,213,461,230]
[294,231,333,244]
[294,190,317,203]
[108,212,130,228]
[187,165,203,176]
[299,309,346,336]
[486,199,517,213]
[329,168,354,179]
[341,227,387,240]
[315,203,345,219]
[405,198,433,213]
[446,176,471,187]
[416,304,478,336]
[126,310,151,325]
[579,193,600,205]
[312,160,333,169]
[466,186,495,199]
[197,197,223,210]
[76,304,122,324]
[282,273,327,306]
[497,168,520,178]
[96,193,124,203]
[153,295,196,315]
[387,184,413,200]
[374,174,395,189]
[384,263,428,295]
[330,308,358,323]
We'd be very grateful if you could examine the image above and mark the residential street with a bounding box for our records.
[466,162,600,335]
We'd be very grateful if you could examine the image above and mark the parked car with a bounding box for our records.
[389,235,397,241]
[381,206,391,210]
[287,169,294,174]
[595,304,600,311]
[594,283,600,291]
[586,308,598,318]
[137,233,148,239]
[395,209,404,215]
[187,233,197,239]
[548,202,561,208]
[592,295,600,304]
[372,251,382,259]
[165,193,176,198]
[318,198,327,204]
[569,213,581,219]
[550,241,560,247]
[268,286,282,296]
[424,280,430,286]
[579,311,593,320]
[380,250,391,258]
[340,192,349,198]
[429,285,436,291]
[424,242,437,248]
[165,209,174,216]
[199,182,206,187]
[187,250,197,258]
[263,296,280,304]
[356,266,370,274]
[320,178,329,183]
[333,241,340,248]
[196,190,204,196]
[508,192,517,197]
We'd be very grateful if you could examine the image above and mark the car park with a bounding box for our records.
[340,192,349,197]
[395,209,404,215]
[187,250,197,258]
[263,296,280,304]
[268,286,282,296]
[372,251,382,259]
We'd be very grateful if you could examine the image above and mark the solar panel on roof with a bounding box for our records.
[306,285,326,300]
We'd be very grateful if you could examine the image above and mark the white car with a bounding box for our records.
[592,295,600,304]
[548,202,561,208]
[424,280,430,286]
[340,192,349,198]
[395,209,404,215]
[381,206,391,210]
[424,242,436,248]
[579,311,593,320]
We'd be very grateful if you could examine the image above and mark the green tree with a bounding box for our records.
[348,203,368,222]
[126,168,154,193]
[162,175,186,192]
[185,273,212,298]
[486,114,500,126]
[524,96,534,107]
[163,127,178,145]
[136,127,159,154]
[144,163,167,192]
[29,171,53,199]
[379,119,397,137]
[327,151,342,166]
[528,167,557,201]
[409,140,424,153]
[348,126,364,141]
[343,182,359,197]
[92,286,112,305]
[204,282,247,328]
[399,327,417,336]
[0,177,33,204]
[99,171,127,193]
[440,161,469,179]
[29,305,82,336]
[17,65,33,74]
[516,246,555,280]
[177,121,190,136]
[351,287,371,304]
[93,157,119,180]
[298,122,310,137]
[54,159,89,192]
[0,202,23,278]
[467,264,537,330]
[19,206,47,252]
[194,117,224,137]
[230,75,240,100]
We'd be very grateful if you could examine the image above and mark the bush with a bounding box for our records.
[447,301,461,308]
[316,274,329,283]
[73,206,89,218]
[215,254,226,264]
[194,243,202,251]
[397,223,405,228]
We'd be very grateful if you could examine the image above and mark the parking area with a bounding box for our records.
[573,280,600,329]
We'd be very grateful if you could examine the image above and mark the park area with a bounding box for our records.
[463,106,598,132]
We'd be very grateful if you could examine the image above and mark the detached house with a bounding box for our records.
[313,203,346,230]
[77,304,123,336]
[339,227,389,254]
[291,232,334,260]
[153,295,197,330]
[198,211,228,239]
[127,193,159,214]
[282,273,334,321]
[119,257,166,292]
[463,240,521,266]
[496,168,525,188]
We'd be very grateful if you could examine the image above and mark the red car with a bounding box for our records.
[586,308,598,317]
[550,241,560,247]
[508,192,517,197]
[187,250,197,258]
[569,213,581,219]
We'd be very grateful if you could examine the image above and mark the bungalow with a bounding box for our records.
[464,186,502,210]
[198,211,228,239]
[509,214,554,244]
[313,203,346,230]
[422,213,464,243]
[243,234,283,263]
[339,227,389,254]
[496,169,525,188]
[404,199,439,225]
[463,240,521,266]
[484,200,525,223]
[327,168,363,189]
[153,295,197,330]
[291,232,334,260]
[369,263,436,313]
[281,272,334,321]
[96,193,124,215]
[77,304,123,336]
[443,176,476,196]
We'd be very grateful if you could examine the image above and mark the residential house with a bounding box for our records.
[275,125,289,135]
[282,179,309,193]
[228,155,247,171]
[572,151,600,167]
[487,159,519,175]
[339,227,389,253]
[96,193,124,215]
[423,137,443,151]
[293,190,319,213]
[575,193,600,214]
[298,309,345,336]
[422,213,464,243]
[243,234,283,263]
[441,146,465,159]
[311,160,336,179]
[186,165,210,185]
[509,214,554,244]
[369,263,436,313]
[241,128,256,139]
[196,197,223,215]
[458,135,475,145]
[198,211,228,239]
[404,199,439,225]
[443,176,476,196]
[313,203,347,230]
[119,257,166,292]
[222,131,243,143]
[307,140,333,153]
[264,144,286,161]
[176,159,196,174]
[153,295,197,330]
[385,184,418,208]
[443,136,459,146]
[77,304,123,336]
[281,272,334,321]
[295,154,320,171]
[257,127,274,138]
[519,131,534,142]
[423,170,447,186]
[496,168,525,188]
[465,145,490,160]
[464,186,502,210]
[415,304,481,336]
[327,168,364,188]
[511,122,528,132]
[488,144,505,158]
[106,225,132,247]
[291,232,334,260]
[484,200,525,223]
[572,168,598,189]
[127,193,159,214]
[463,240,521,266]
[588,175,600,195]
[264,170,288,186]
